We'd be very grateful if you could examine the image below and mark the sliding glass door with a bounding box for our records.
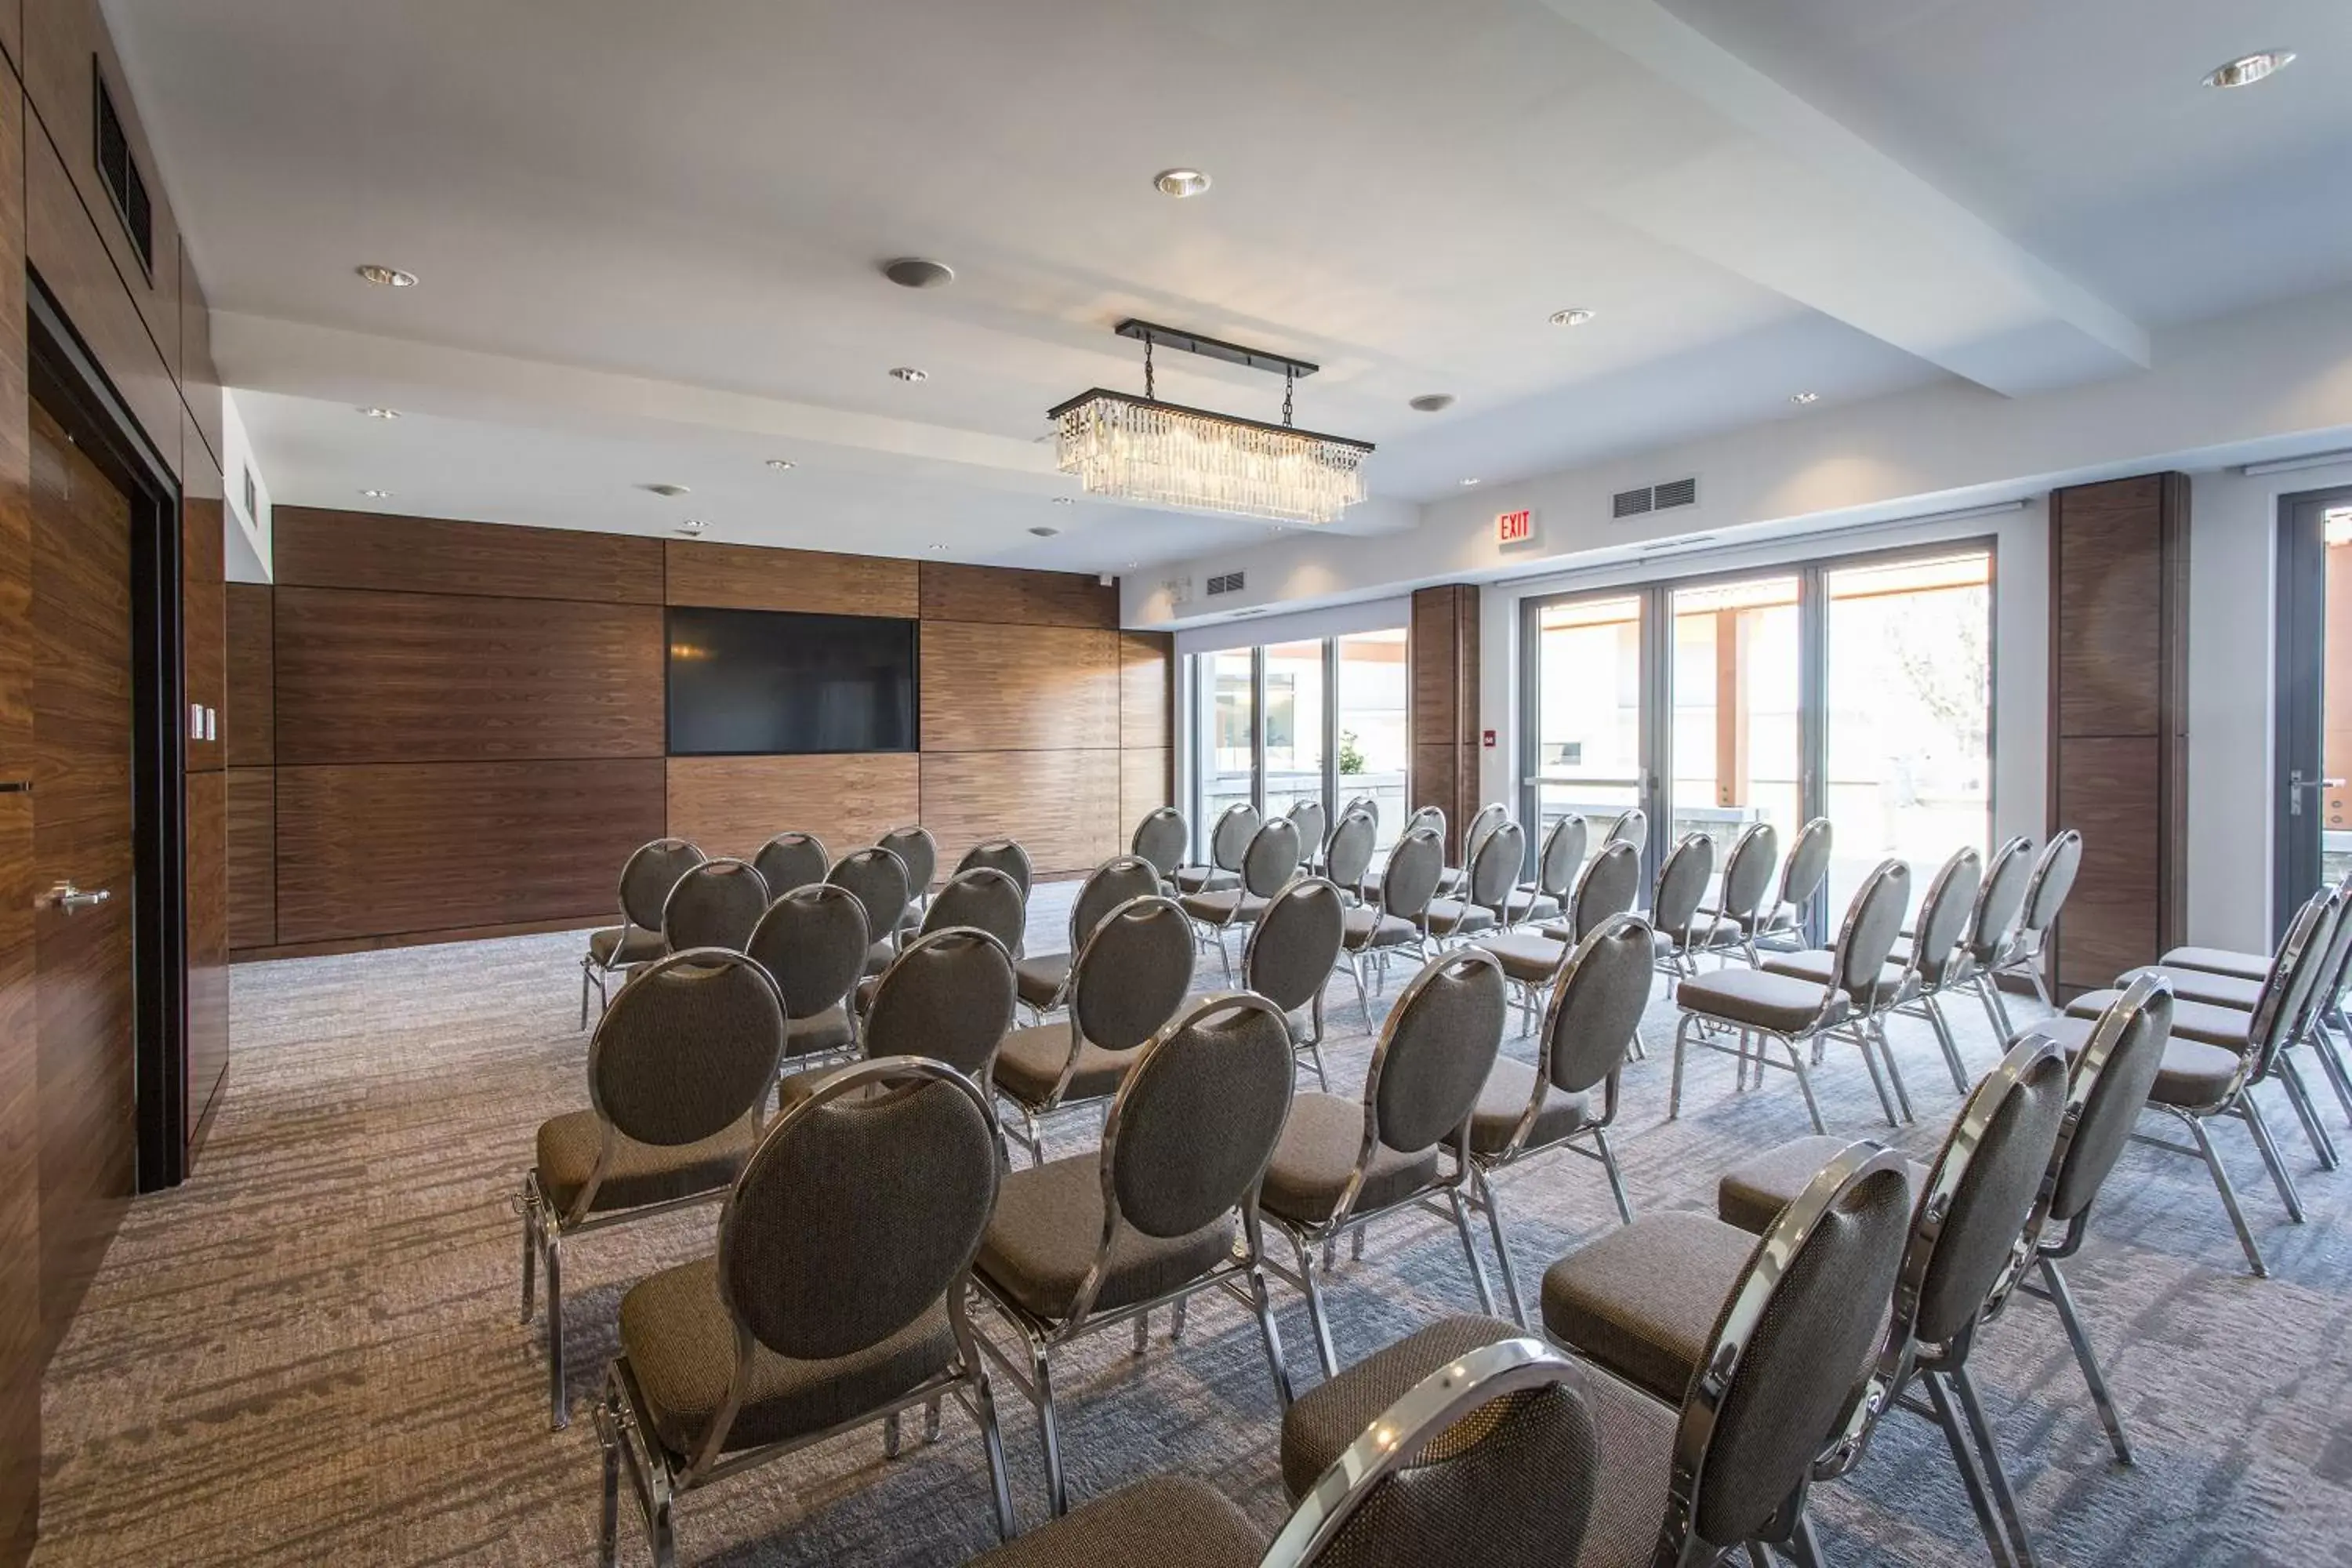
[1526,591,1651,862]
[1193,648,1257,840]
[1264,640,1327,818]
[1335,629,1410,849]
[1669,575,1803,855]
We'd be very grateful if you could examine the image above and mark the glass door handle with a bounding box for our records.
[2287,771,2344,815]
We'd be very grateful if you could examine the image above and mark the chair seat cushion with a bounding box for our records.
[784,1004,854,1059]
[1540,1210,1757,1406]
[1683,916,1744,952]
[1279,1313,1522,1498]
[976,1153,1237,1322]
[992,1023,1139,1107]
[1759,948,1902,1005]
[967,1474,1266,1568]
[1179,889,1269,924]
[1014,953,1071,1010]
[1469,1057,1591,1155]
[2157,945,2269,984]
[2115,964,2265,1011]
[588,925,665,967]
[1261,1092,1439,1225]
[534,1109,758,1217]
[619,1256,954,1458]
[2043,1014,2242,1109]
[1174,866,1239,895]
[1573,1357,1683,1568]
[1478,931,1567,985]
[2067,989,2252,1052]
[1715,1135,1929,1236]
[1425,898,1498,936]
[1675,967,1843,1034]
[1508,887,1564,924]
[1343,906,1418,951]
[864,940,895,978]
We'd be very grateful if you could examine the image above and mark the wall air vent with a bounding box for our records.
[1206,571,1247,597]
[1611,486,1653,519]
[1611,476,1697,519]
[93,64,154,277]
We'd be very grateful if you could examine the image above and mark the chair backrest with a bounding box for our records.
[590,948,785,1150]
[1907,846,1984,988]
[746,883,870,1021]
[1265,1337,1599,1568]
[1829,858,1911,1001]
[1367,949,1508,1156]
[1962,835,2035,964]
[1070,855,1165,954]
[1605,807,1646,849]
[618,837,707,931]
[2283,877,2352,1044]
[863,927,1018,1078]
[1777,817,1834,911]
[1467,819,1526,916]
[1072,895,1197,1051]
[1131,807,1189,877]
[1715,821,1779,925]
[1243,818,1306,899]
[1287,798,1330,864]
[2042,973,2174,1230]
[1103,993,1295,1248]
[1461,802,1508,867]
[920,866,1026,953]
[2016,829,2082,938]
[1210,804,1263,872]
[828,847,913,946]
[751,831,829,898]
[1569,840,1642,941]
[1535,813,1588,900]
[1651,832,1715,938]
[2248,886,2342,1074]
[956,838,1034,898]
[1323,809,1378,893]
[1405,804,1446,844]
[1378,826,1446,921]
[1341,795,1381,837]
[1668,1142,1913,1557]
[877,824,938,896]
[660,858,770,953]
[1245,877,1348,1016]
[1541,913,1655,1101]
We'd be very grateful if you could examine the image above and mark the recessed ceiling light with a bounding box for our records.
[926,543,949,552]
[764,459,795,471]
[2204,50,2295,89]
[1154,168,1211,198]
[1050,495,1074,506]
[881,257,956,289]
[889,366,929,383]
[356,264,417,288]
[358,406,401,419]
[643,482,691,498]
[1548,307,1595,328]
[358,488,393,499]
[1409,394,1457,413]
[1029,525,1061,538]
[675,519,708,536]
[1790,390,1820,405]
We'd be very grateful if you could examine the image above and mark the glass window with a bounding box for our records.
[1335,629,1410,849]
[1670,575,1802,857]
[1530,593,1646,851]
[1193,648,1257,851]
[1265,640,1326,818]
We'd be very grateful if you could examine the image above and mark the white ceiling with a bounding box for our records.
[103,0,2352,572]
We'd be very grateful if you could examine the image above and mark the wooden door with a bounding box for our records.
[29,398,136,1348]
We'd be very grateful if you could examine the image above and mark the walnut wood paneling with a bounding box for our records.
[225,768,274,952]
[920,622,1118,753]
[225,582,272,767]
[1120,748,1171,836]
[919,561,1118,629]
[273,587,666,764]
[2053,475,2165,739]
[272,508,663,604]
[1119,632,1171,751]
[0,2,20,77]
[921,750,1120,877]
[1410,584,1479,855]
[274,760,667,944]
[2052,738,2162,993]
[181,423,223,774]
[184,768,226,1156]
[666,754,920,864]
[665,539,918,618]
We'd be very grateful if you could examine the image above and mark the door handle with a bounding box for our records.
[2288,770,2347,816]
[37,880,111,913]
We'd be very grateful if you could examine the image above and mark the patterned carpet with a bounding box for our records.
[30,897,2352,1566]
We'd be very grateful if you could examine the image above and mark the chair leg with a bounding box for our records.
[1446,1185,1498,1317]
[1477,1168,1529,1329]
[1304,1041,1330,1094]
[1290,1229,1341,1380]
[1787,1039,1828,1135]
[546,1231,568,1431]
[2312,1024,2352,1127]
[1352,953,1374,1029]
[953,1298,1021,1541]
[1783,1514,1828,1568]
[1855,1023,1900,1127]
[2239,1094,2307,1222]
[883,1411,903,1458]
[2027,953,2056,1011]
[1951,1364,2040,1568]
[1030,1343,1069,1517]
[1594,1127,1635,1225]
[1875,1017,1916,1123]
[1170,1296,1189,1344]
[2038,1257,2131,1465]
[580,960,593,1031]
[598,1389,622,1568]
[517,1186,539,1327]
[1926,996,1971,1094]
[1922,1370,2022,1568]
[1669,1012,1694,1120]
[1131,1312,1151,1356]
[1246,1264,1295,1410]
[924,1396,943,1443]
[1976,975,2016,1043]
[2276,1056,2339,1170]
[2180,1109,2267,1277]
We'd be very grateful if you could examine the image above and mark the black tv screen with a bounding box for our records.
[666,606,918,755]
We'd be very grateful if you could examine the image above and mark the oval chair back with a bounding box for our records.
[746,884,871,1025]
[956,838,1034,900]
[1715,821,1779,927]
[1461,802,1508,869]
[1468,818,1526,920]
[829,847,913,947]
[1102,993,1295,1256]
[2249,887,2343,1079]
[1962,835,2035,965]
[1544,913,1656,1099]
[2016,829,2082,941]
[863,927,1018,1079]
[921,866,1027,953]
[1535,813,1588,902]
[1070,855,1165,954]
[590,949,786,1159]
[619,837,707,931]
[1323,810,1378,895]
[661,858,769,953]
[1604,807,1646,850]
[1243,817,1305,899]
[1405,804,1446,844]
[1368,949,1509,1156]
[1569,840,1642,942]
[1378,826,1446,923]
[1907,847,1984,989]
[2041,974,2174,1232]
[1073,895,1198,1052]
[1210,804,1262,873]
[751,832,829,897]
[877,825,938,898]
[1777,817,1835,913]
[1245,877,1348,1017]
[1650,833,1715,943]
[1832,858,1912,1004]
[1130,808,1189,880]
[1287,798,1330,867]
[2291,877,2352,1042]
[1341,795,1381,837]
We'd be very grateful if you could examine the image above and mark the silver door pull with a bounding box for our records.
[38,881,111,912]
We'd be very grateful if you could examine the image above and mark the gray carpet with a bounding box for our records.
[30,907,2352,1566]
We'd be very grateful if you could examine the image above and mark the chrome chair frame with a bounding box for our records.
[1023,853,1160,1022]
[1185,817,1303,983]
[1692,818,1777,966]
[1985,829,2083,1018]
[1882,845,1986,1095]
[1938,834,2035,1051]
[1751,815,1832,956]
[579,837,704,1028]
[1506,811,1585,929]
[1177,801,1259,895]
[1647,831,1717,979]
[1338,823,1443,1025]
[1243,876,1348,1091]
[1129,804,1189,892]
[750,829,828,898]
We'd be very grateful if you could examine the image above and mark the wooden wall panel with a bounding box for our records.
[1119,632,1171,750]
[180,432,223,775]
[272,508,663,604]
[184,768,227,1155]
[273,760,667,944]
[1120,748,1171,835]
[272,587,665,764]
[2051,737,2161,993]
[920,622,1118,753]
[0,2,20,78]
[2053,475,2165,739]
[666,539,917,618]
[1409,584,1479,856]
[666,754,920,864]
[920,561,1118,629]
[225,767,274,951]
[921,750,1120,877]
[225,581,272,766]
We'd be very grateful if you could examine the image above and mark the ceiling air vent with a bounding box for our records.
[1611,476,1698,519]
[1611,486,1652,520]
[1206,571,1247,597]
[93,65,154,277]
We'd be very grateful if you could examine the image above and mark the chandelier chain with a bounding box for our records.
[1144,337,1156,401]
[1283,366,1295,427]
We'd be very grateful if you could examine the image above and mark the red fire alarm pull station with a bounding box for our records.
[1483,729,1497,749]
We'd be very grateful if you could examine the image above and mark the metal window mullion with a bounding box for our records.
[1798,564,1831,948]
[1323,637,1340,832]
[1251,646,1269,816]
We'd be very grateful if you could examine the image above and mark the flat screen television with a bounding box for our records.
[666,605,918,755]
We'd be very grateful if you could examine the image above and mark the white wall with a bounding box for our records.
[220,388,274,583]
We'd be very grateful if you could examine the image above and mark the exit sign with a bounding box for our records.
[1495,508,1535,546]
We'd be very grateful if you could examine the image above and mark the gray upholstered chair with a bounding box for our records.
[1539,836,1642,943]
[1751,814,1833,955]
[1878,845,1987,1093]
[1319,808,1377,909]
[1177,802,1258,895]
[957,837,1036,902]
[968,993,1298,1516]
[1425,818,1523,943]
[595,1058,1014,1563]
[1286,797,1329,871]
[521,949,786,1430]
[1935,833,2034,1045]
[1986,828,2082,1011]
[992,894,1196,1162]
[1602,804,1646,851]
[659,857,770,953]
[1014,855,1161,1018]
[856,866,1025,1014]
[1469,913,1654,1323]
[830,845,915,977]
[1439,801,1509,898]
[1129,806,1189,891]
[973,1334,1599,1568]
[1261,949,1510,1377]
[746,883,869,1064]
[1338,823,1443,1026]
[1505,811,1585,927]
[1244,876,1348,1091]
[880,823,941,928]
[810,927,1020,1095]
[581,838,705,1027]
[750,830,828,899]
[1644,831,1716,978]
[1692,818,1777,963]
[1181,816,1303,982]
[1669,858,1912,1133]
[1483,840,1642,1036]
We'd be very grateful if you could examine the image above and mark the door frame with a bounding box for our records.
[2274,485,2352,938]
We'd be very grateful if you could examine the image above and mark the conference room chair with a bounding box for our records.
[1127,805,1189,892]
[1337,822,1443,1026]
[1285,797,1329,872]
[1751,815,1835,956]
[1014,854,1160,1019]
[1602,804,1646,851]
[1984,828,2083,1018]
[1177,801,1259,895]
[859,866,1026,1014]
[1538,837,1643,943]
[1875,845,1988,1094]
[1939,833,2036,1047]
[520,948,786,1430]
[1181,816,1303,983]
[1319,807,1376,909]
[1243,875,1348,1090]
[968,993,1298,1517]
[1643,830,1716,978]
[1299,1142,1911,1568]
[1260,948,1509,1377]
[1713,1034,2072,1566]
[1425,817,1523,942]
[580,837,705,1027]
[1669,858,1911,1134]
[793,928,1019,1113]
[831,845,915,976]
[1339,793,1380,837]
[1483,840,1642,1036]
[993,894,1196,1163]
[2062,884,2340,1275]
[1504,810,1584,927]
[750,830,828,898]
[746,882,869,1065]
[957,837,1036,903]
[659,857,770,953]
[971,1335,1599,1568]
[1468,913,1653,1323]
[1692,818,1777,964]
[880,823,941,927]
[596,1058,1016,1564]
[1439,801,1509,898]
